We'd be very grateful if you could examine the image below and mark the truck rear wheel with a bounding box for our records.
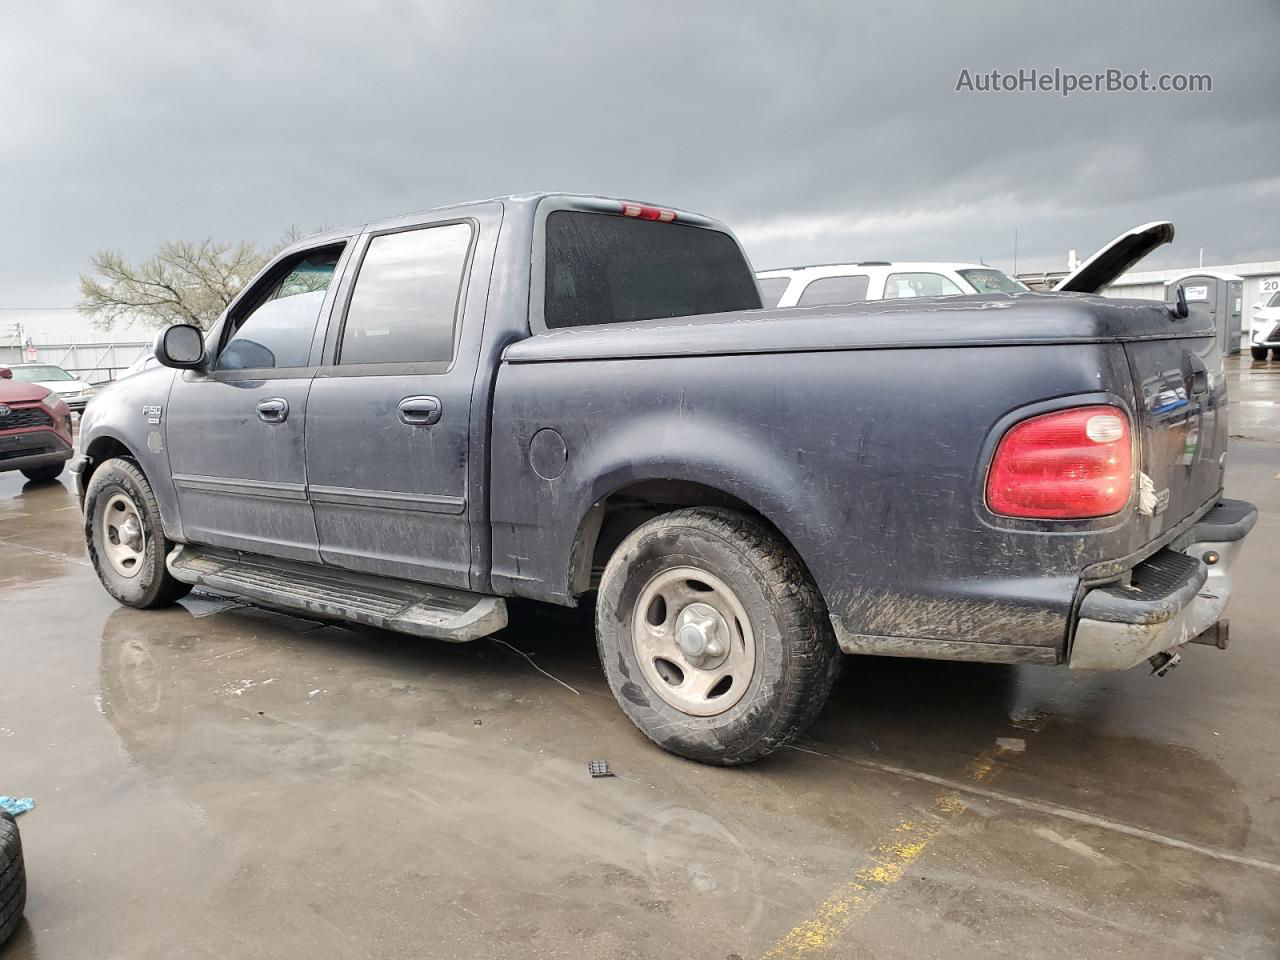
[1251,346,1269,361]
[84,458,192,609]
[596,507,838,765]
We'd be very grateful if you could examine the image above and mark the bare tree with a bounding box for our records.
[79,231,309,331]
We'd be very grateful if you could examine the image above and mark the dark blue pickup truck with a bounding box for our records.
[72,194,1257,764]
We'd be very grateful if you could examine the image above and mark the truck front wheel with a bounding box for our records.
[596,507,838,765]
[1251,346,1269,361]
[84,457,192,609]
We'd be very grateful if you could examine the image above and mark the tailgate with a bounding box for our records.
[1124,330,1226,539]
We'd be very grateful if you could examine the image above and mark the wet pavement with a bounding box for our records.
[1,355,1278,959]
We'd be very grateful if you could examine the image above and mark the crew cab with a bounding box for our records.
[72,194,1256,764]
[0,365,73,481]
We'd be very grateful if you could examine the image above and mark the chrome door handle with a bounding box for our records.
[256,397,289,423]
[398,395,441,426]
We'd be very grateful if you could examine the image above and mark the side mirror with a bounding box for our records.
[0,366,11,380]
[1167,284,1189,319]
[154,324,207,370]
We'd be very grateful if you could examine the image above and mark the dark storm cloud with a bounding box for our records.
[2,0,1277,304]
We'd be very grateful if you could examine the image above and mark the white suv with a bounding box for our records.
[1250,290,1280,361]
[756,261,1027,308]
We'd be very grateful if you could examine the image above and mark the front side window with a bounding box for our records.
[796,275,870,306]
[757,276,791,308]
[338,223,472,365]
[883,272,963,299]
[218,247,342,371]
[958,268,1027,294]
[544,211,761,329]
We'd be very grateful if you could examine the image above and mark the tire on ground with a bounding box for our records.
[20,463,63,482]
[596,507,839,765]
[1251,346,1269,361]
[84,457,192,609]
[0,811,26,947]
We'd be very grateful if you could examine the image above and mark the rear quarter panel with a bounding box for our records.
[490,342,1156,658]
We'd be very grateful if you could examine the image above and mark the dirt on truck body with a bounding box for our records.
[71,193,1256,763]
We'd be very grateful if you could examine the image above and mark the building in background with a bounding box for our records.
[0,307,152,383]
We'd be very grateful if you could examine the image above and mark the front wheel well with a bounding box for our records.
[82,436,138,488]
[570,480,784,597]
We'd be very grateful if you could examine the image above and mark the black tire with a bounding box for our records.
[596,507,838,765]
[0,811,25,947]
[1272,348,1280,361]
[84,457,192,609]
[1251,346,1269,361]
[19,462,63,482]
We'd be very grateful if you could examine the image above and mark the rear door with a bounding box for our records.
[303,204,499,588]
[165,240,352,562]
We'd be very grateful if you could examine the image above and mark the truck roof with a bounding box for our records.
[287,193,732,253]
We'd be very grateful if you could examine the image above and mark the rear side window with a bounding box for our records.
[339,223,472,365]
[218,246,342,371]
[796,275,870,306]
[757,276,791,308]
[544,211,761,329]
[958,268,1027,294]
[884,272,963,299]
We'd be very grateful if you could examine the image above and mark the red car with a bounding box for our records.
[0,364,74,482]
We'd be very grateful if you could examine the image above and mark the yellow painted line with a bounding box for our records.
[760,792,964,958]
[761,713,1048,959]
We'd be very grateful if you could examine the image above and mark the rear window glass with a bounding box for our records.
[796,275,870,306]
[757,276,791,308]
[544,211,761,329]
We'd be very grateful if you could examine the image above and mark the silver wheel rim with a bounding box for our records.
[631,566,756,716]
[102,492,146,579]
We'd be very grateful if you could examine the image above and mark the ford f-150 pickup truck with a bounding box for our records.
[72,193,1257,764]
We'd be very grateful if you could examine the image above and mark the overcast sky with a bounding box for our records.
[2,0,1277,306]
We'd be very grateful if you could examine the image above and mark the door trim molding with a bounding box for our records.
[309,484,467,515]
[172,473,309,501]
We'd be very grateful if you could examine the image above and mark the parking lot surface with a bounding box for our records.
[2,356,1278,959]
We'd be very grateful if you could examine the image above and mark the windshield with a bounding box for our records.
[958,268,1028,294]
[12,364,74,382]
[1268,291,1280,309]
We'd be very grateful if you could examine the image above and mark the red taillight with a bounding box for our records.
[619,202,677,222]
[986,405,1133,519]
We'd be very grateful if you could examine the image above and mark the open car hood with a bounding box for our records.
[1053,221,1175,294]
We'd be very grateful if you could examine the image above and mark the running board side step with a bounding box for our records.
[167,545,506,642]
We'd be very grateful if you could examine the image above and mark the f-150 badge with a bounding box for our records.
[142,404,163,425]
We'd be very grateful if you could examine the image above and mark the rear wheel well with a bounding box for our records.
[571,480,777,597]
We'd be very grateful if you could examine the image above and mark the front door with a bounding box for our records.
[165,241,351,562]
[304,214,486,588]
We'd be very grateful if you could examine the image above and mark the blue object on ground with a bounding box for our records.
[0,797,34,816]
